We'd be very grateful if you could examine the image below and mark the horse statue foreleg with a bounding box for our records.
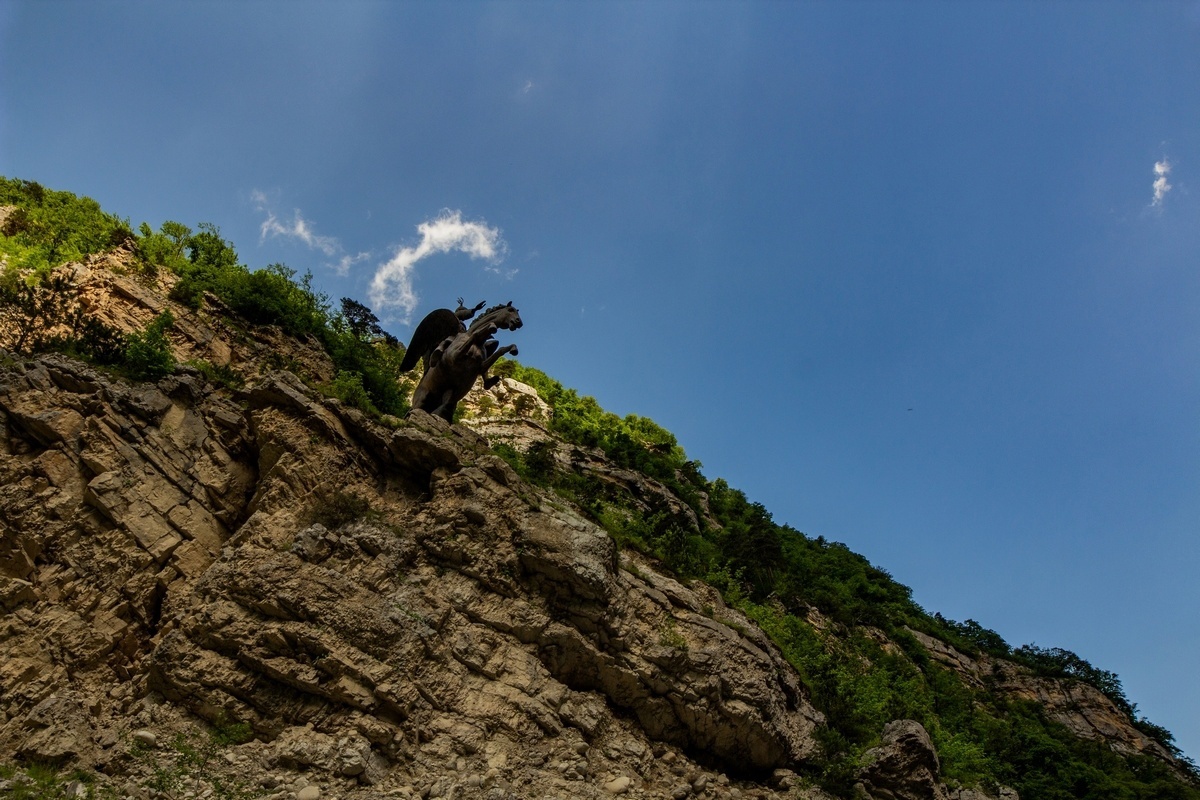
[483,342,518,369]
[480,343,518,390]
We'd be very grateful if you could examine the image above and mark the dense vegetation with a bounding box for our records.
[2,177,1196,799]
[0,178,132,273]
[0,177,410,413]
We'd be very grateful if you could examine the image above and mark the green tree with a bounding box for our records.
[136,220,192,276]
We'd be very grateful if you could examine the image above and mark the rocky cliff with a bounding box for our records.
[0,248,1190,800]
[0,258,901,799]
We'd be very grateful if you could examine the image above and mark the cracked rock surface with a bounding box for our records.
[0,350,828,799]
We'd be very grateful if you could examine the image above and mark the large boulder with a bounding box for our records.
[855,720,948,800]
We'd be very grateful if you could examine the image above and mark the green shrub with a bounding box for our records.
[0,235,51,277]
[326,370,378,415]
[223,263,328,336]
[123,311,176,381]
[320,299,409,416]
[0,268,76,353]
[165,222,240,309]
[523,440,557,484]
[136,220,191,277]
[491,442,526,476]
[189,359,243,391]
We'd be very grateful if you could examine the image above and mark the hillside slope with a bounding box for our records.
[0,178,1196,800]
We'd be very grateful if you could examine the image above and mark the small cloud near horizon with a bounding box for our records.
[369,210,508,323]
[1152,159,1172,207]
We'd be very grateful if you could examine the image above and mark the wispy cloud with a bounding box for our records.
[253,190,340,256]
[333,251,372,277]
[251,194,511,323]
[1152,159,1173,207]
[369,210,507,322]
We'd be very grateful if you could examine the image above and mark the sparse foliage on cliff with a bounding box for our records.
[136,220,192,278]
[139,220,410,414]
[0,263,179,382]
[0,268,77,353]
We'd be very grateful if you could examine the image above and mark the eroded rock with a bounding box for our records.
[855,720,947,800]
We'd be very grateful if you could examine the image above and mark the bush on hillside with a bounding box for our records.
[123,311,176,381]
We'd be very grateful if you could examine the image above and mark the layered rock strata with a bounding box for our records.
[0,352,827,798]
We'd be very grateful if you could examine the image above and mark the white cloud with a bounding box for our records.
[1152,159,1173,207]
[250,194,510,323]
[253,191,340,256]
[369,210,507,322]
[333,251,372,277]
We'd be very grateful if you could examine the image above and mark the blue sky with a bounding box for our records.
[3,0,1199,760]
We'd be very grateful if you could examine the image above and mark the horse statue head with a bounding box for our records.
[470,301,523,333]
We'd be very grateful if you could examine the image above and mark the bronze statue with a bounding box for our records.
[400,300,522,421]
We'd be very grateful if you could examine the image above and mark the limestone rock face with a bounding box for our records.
[0,349,823,798]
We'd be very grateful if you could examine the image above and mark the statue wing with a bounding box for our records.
[399,309,463,372]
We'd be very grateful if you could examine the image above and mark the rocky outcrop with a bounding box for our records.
[854,720,947,800]
[906,629,1175,762]
[0,354,258,769]
[0,350,824,798]
[853,721,1018,800]
[147,372,826,769]
[460,386,710,538]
